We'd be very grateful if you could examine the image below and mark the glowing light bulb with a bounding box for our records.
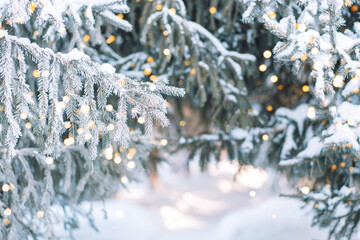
[45,157,54,165]
[301,186,310,194]
[163,48,170,56]
[209,7,217,14]
[263,50,272,58]
[302,85,309,92]
[146,57,154,63]
[259,64,267,72]
[333,75,344,88]
[105,104,113,112]
[33,69,41,78]
[137,117,145,124]
[144,68,152,76]
[307,106,316,119]
[127,161,135,169]
[121,176,128,184]
[20,112,28,120]
[80,104,90,114]
[262,134,269,141]
[25,122,32,129]
[270,75,278,83]
[297,23,306,32]
[107,123,115,131]
[83,35,90,42]
[160,139,168,146]
[4,208,11,216]
[2,184,10,192]
[149,84,156,91]
[37,211,44,218]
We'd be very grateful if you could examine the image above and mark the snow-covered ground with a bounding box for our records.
[57,158,328,240]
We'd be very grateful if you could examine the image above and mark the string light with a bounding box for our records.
[344,0,351,7]
[105,104,113,112]
[297,23,307,32]
[114,153,121,164]
[149,84,156,91]
[163,30,169,36]
[20,112,27,120]
[313,62,323,71]
[160,139,168,146]
[348,119,355,126]
[179,120,186,126]
[33,69,41,78]
[169,8,176,15]
[45,157,54,165]
[307,106,316,119]
[83,35,90,42]
[331,164,337,171]
[127,161,135,169]
[268,12,276,19]
[2,184,10,192]
[117,13,124,19]
[144,68,152,76]
[146,57,154,63]
[263,50,272,58]
[3,219,10,226]
[249,191,256,197]
[63,96,70,103]
[189,68,196,75]
[156,4,163,10]
[137,116,145,124]
[302,85,309,92]
[150,75,158,81]
[107,123,115,131]
[25,122,32,129]
[64,122,71,129]
[259,64,267,72]
[64,137,74,146]
[262,134,269,141]
[311,47,319,55]
[163,48,170,56]
[266,105,273,111]
[80,104,90,114]
[209,7,217,14]
[106,35,116,44]
[88,120,95,129]
[300,54,308,61]
[33,30,39,36]
[270,75,278,83]
[121,176,128,184]
[37,211,44,218]
[4,208,11,216]
[301,186,310,194]
[77,128,84,134]
[333,75,344,88]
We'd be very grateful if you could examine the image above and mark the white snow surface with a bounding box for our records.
[56,155,329,240]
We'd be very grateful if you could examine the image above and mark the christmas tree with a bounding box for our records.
[1,0,360,239]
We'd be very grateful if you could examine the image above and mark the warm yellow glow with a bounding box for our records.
[344,0,351,7]
[87,120,95,129]
[169,8,176,15]
[311,47,319,55]
[80,104,90,114]
[33,69,41,78]
[45,157,54,165]
[300,54,308,61]
[127,161,136,169]
[160,139,168,146]
[149,84,157,91]
[2,184,10,192]
[347,119,355,127]
[307,106,316,119]
[297,23,306,32]
[313,62,323,71]
[150,75,158,81]
[163,30,169,36]
[301,186,310,194]
[189,68,196,75]
[268,12,276,19]
[302,85,309,92]
[259,64,267,72]
[270,75,278,83]
[25,122,32,129]
[117,13,124,19]
[156,4,163,11]
[33,30,39,36]
[105,104,113,112]
[107,123,115,131]
[37,211,44,218]
[121,176,128,184]
[3,219,10,225]
[144,68,152,76]
[137,116,145,124]
[77,128,84,134]
[106,35,116,44]
[118,79,126,87]
[146,57,154,63]
[333,75,344,88]
[83,34,90,42]
[266,105,273,111]
[163,48,170,56]
[262,134,269,141]
[351,5,358,12]
[63,96,70,103]
[179,120,186,126]
[263,50,272,58]
[64,137,74,146]
[209,7,217,14]
[85,133,92,140]
[4,208,11,216]
[64,122,71,129]
[20,112,28,120]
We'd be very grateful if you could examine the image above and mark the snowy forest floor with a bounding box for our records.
[57,155,331,240]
